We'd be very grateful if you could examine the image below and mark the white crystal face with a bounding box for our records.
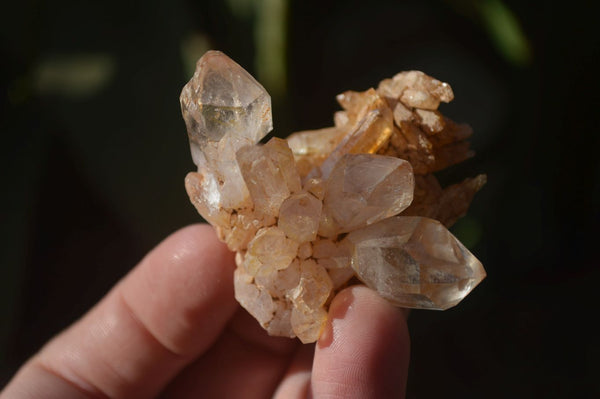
[345,216,486,310]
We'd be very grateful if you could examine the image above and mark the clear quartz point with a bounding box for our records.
[180,50,273,209]
[345,216,486,310]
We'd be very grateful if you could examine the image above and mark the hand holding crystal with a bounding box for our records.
[182,51,485,343]
[2,49,487,398]
[1,225,410,398]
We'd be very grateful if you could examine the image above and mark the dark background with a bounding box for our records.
[1,0,598,397]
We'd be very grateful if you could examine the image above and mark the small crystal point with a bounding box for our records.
[278,191,322,243]
[378,71,454,110]
[345,216,485,310]
[184,170,230,228]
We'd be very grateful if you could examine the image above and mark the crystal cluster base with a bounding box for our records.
[181,51,486,343]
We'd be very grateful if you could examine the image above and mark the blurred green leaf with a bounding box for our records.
[34,54,116,98]
[477,0,532,66]
[255,0,288,98]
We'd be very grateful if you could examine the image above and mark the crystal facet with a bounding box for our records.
[236,145,290,218]
[244,226,298,276]
[182,51,486,343]
[181,51,272,162]
[181,50,273,210]
[324,153,414,232]
[278,191,322,243]
[345,216,486,310]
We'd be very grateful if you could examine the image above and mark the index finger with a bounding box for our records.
[2,224,238,398]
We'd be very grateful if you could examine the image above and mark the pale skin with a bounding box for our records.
[1,224,410,398]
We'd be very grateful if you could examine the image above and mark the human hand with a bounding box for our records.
[1,225,410,398]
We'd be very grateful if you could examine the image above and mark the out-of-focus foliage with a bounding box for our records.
[34,54,116,98]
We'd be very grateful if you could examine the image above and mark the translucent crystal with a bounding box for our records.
[278,191,322,243]
[289,259,333,343]
[236,137,301,219]
[286,127,346,177]
[255,258,301,299]
[323,153,414,232]
[263,137,302,194]
[289,259,333,311]
[297,241,313,259]
[316,211,339,239]
[184,170,231,229]
[221,208,262,251]
[312,238,352,270]
[312,239,339,259]
[324,264,355,290]
[345,216,486,310]
[335,88,388,129]
[393,102,414,125]
[244,226,298,276]
[317,107,394,179]
[181,50,272,161]
[291,305,328,344]
[287,127,344,160]
[234,268,276,326]
[302,178,325,200]
[180,51,273,209]
[267,301,294,337]
[415,109,444,134]
[377,70,454,110]
[236,145,290,218]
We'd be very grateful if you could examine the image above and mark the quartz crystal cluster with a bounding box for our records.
[181,51,486,343]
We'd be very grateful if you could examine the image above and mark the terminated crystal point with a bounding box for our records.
[182,51,486,343]
[345,216,486,310]
[181,50,272,162]
[378,71,454,110]
[184,170,230,228]
[181,50,273,210]
[324,153,414,232]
